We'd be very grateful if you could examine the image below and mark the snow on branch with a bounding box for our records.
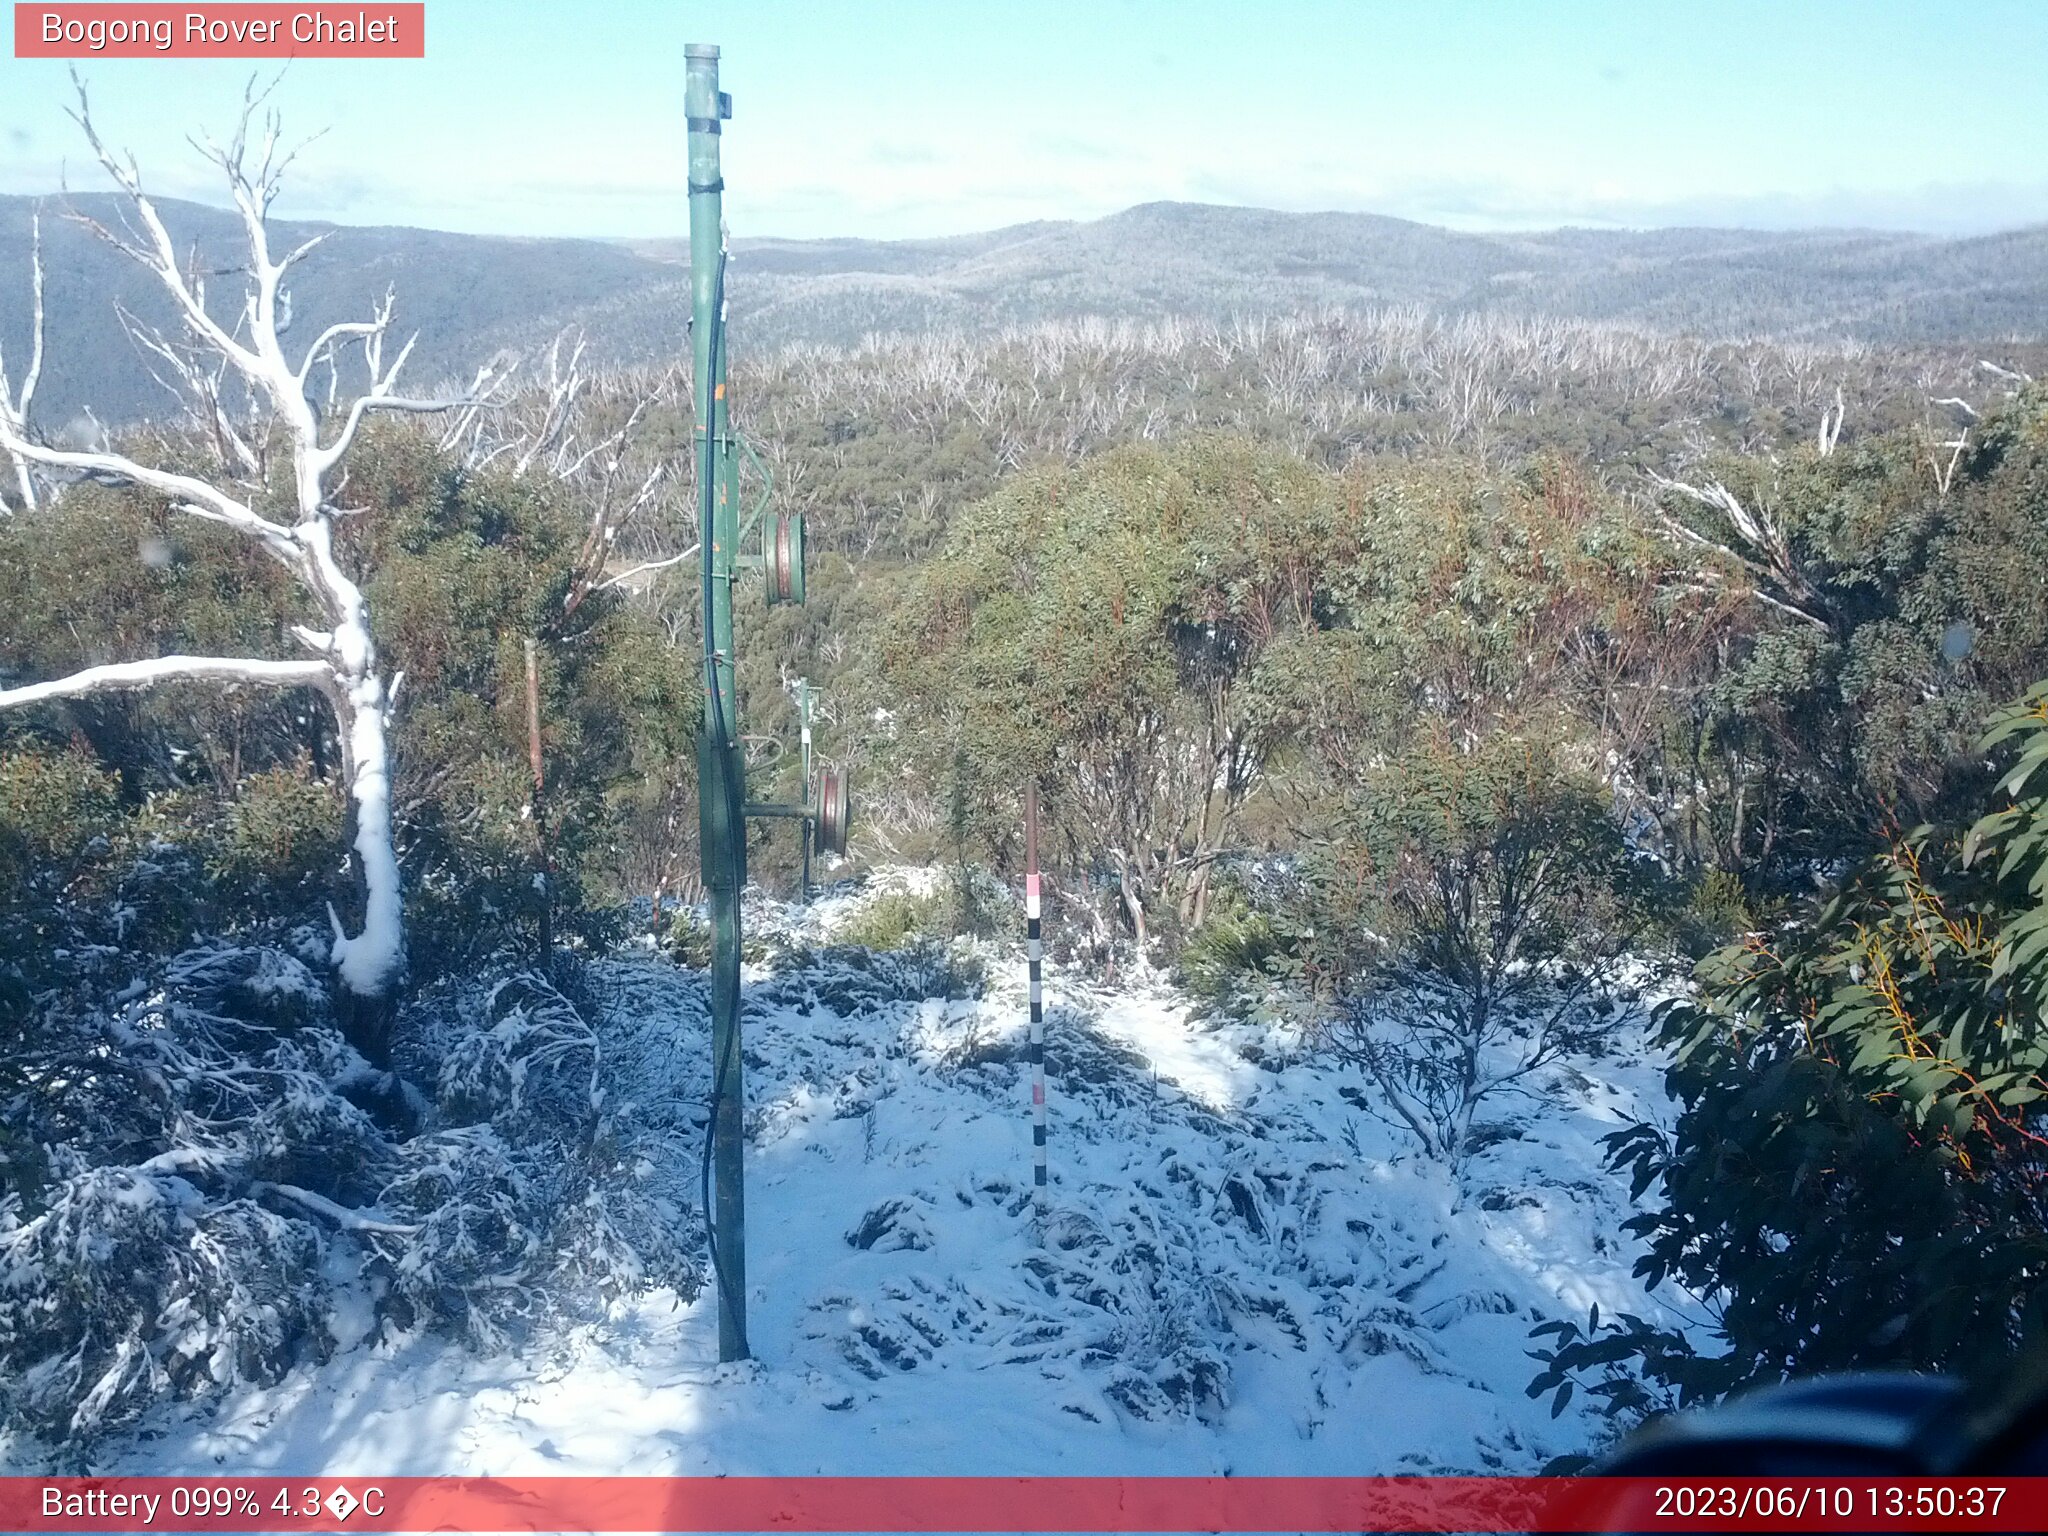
[250,1181,421,1236]
[0,76,513,998]
[594,542,699,595]
[0,429,300,556]
[0,655,331,712]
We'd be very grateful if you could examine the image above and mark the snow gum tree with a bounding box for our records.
[0,81,498,998]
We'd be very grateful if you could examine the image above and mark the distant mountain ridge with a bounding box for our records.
[2,194,2043,425]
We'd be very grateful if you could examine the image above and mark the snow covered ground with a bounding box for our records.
[8,886,1697,1478]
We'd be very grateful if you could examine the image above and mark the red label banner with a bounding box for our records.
[3,1476,2047,1533]
[13,5,425,58]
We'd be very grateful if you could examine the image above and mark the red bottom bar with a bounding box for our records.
[5,1476,2047,1533]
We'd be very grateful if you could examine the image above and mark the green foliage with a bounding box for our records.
[1304,730,1647,997]
[342,429,695,968]
[833,869,1010,952]
[1566,679,2048,1420]
[203,770,348,908]
[888,434,1383,949]
[1177,879,1309,1023]
[1639,388,2048,885]
[1524,1303,1700,1456]
[664,906,715,970]
[1668,867,1777,960]
[834,888,947,952]
[0,424,696,978]
[0,746,122,886]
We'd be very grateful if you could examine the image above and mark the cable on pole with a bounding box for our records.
[696,244,750,1362]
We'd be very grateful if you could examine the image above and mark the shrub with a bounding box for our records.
[1177,888,1309,1023]
[755,940,989,1018]
[833,868,1011,952]
[1302,730,1653,1160]
[0,746,121,886]
[0,946,702,1447]
[1537,680,2048,1429]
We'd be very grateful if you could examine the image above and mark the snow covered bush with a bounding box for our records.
[376,964,701,1350]
[755,940,988,1018]
[0,937,375,1445]
[0,937,705,1449]
[0,1167,331,1443]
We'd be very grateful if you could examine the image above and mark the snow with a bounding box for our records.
[2,895,1698,1477]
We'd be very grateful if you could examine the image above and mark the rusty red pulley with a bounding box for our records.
[814,766,850,857]
[766,512,805,605]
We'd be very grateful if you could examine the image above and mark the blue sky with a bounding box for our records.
[3,0,2045,239]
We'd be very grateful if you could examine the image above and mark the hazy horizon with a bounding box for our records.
[3,1,2046,241]
[3,187,2044,250]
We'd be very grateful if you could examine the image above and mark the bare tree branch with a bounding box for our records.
[0,206,45,510]
[1647,472,1833,633]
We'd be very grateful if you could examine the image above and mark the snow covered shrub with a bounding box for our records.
[374,1126,550,1349]
[436,973,601,1137]
[1025,1205,1233,1421]
[0,932,707,1446]
[1331,974,1625,1164]
[754,940,988,1018]
[0,939,376,1445]
[0,1169,330,1442]
[376,962,700,1349]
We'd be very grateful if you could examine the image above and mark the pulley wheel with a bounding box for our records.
[766,512,806,605]
[814,766,851,857]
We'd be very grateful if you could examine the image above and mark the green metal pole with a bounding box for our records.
[686,41,748,1364]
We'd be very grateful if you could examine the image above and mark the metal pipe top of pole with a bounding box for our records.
[685,47,731,131]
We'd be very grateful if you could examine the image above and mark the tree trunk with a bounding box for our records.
[328,669,403,997]
[300,517,405,1001]
[1114,850,1149,958]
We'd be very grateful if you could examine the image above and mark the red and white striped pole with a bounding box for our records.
[1025,781,1047,1221]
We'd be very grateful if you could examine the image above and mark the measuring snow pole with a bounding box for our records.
[687,42,749,1364]
[1025,782,1048,1221]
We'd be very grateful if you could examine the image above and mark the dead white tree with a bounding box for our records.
[0,206,45,511]
[1816,384,1845,457]
[0,78,501,998]
[1647,472,1834,633]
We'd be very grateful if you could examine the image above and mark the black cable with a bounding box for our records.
[696,244,750,1360]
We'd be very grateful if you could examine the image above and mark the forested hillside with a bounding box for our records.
[5,191,2046,423]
